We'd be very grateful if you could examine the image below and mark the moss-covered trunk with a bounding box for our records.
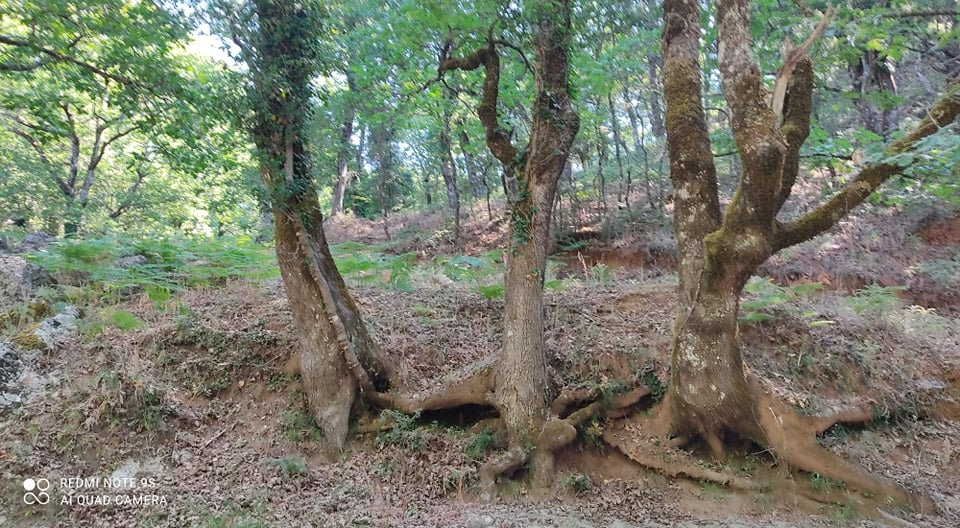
[670,283,758,446]
[247,0,394,452]
[497,190,554,482]
[658,0,960,507]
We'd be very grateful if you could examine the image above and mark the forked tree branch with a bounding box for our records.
[775,80,960,250]
[661,0,722,269]
[776,57,814,211]
[438,33,519,169]
[716,0,785,229]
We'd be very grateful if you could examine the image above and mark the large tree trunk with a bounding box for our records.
[247,0,395,452]
[495,0,579,487]
[438,0,579,495]
[656,0,960,511]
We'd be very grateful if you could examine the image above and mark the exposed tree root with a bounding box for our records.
[601,381,936,524]
[602,416,767,492]
[474,382,652,501]
[479,446,527,502]
[755,390,936,514]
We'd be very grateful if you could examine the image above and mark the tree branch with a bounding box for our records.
[438,34,518,169]
[776,57,814,211]
[662,0,722,262]
[775,80,960,250]
[61,103,81,192]
[716,0,785,229]
[108,166,148,220]
[0,34,139,88]
[7,126,71,196]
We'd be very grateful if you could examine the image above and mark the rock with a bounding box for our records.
[21,231,54,251]
[116,254,148,268]
[464,513,496,528]
[0,342,24,412]
[0,339,60,413]
[0,255,55,313]
[110,457,166,488]
[0,237,10,254]
[11,306,79,351]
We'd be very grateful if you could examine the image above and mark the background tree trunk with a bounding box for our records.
[330,106,355,216]
[439,91,461,241]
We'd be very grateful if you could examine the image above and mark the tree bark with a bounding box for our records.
[330,102,355,216]
[439,91,461,241]
[246,0,395,452]
[438,0,579,492]
[659,0,960,508]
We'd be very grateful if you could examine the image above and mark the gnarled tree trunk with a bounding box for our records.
[245,0,395,453]
[439,0,579,494]
[659,0,960,512]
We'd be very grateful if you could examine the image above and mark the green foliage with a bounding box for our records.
[281,409,324,443]
[562,472,592,495]
[276,456,308,477]
[331,242,415,290]
[846,284,906,315]
[642,367,667,402]
[375,409,425,450]
[808,472,845,493]
[739,277,826,325]
[266,373,298,393]
[106,309,145,332]
[476,284,504,300]
[464,427,495,459]
[917,250,960,288]
[28,235,278,299]
[590,263,612,286]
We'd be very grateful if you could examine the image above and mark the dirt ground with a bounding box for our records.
[1,201,959,527]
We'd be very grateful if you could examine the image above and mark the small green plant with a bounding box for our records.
[441,468,467,494]
[563,472,592,495]
[146,285,172,309]
[375,409,425,450]
[699,479,727,499]
[846,284,906,315]
[476,284,504,300]
[918,250,960,287]
[100,369,121,391]
[465,427,495,459]
[739,277,825,324]
[107,309,145,331]
[130,387,167,432]
[281,409,324,443]
[266,373,297,392]
[808,472,845,492]
[642,367,667,402]
[580,419,604,450]
[277,455,308,477]
[590,263,612,286]
[821,503,856,526]
[733,452,762,476]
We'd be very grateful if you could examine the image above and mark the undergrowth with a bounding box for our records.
[27,235,278,297]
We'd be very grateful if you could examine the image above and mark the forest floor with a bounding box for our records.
[1,198,959,527]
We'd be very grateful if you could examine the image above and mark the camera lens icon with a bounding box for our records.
[23,478,51,505]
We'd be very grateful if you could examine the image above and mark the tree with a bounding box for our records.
[0,0,249,236]
[224,0,398,451]
[438,0,580,493]
[648,0,959,511]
